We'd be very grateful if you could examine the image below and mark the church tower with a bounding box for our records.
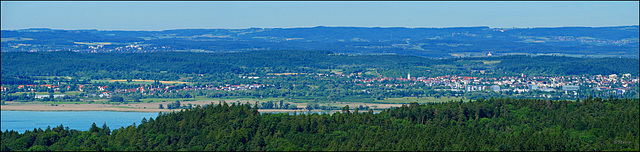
[408,73,411,79]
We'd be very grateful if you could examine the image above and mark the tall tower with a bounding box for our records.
[408,73,411,79]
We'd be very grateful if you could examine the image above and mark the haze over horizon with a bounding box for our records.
[2,1,639,31]
[5,24,640,32]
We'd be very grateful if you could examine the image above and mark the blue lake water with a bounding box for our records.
[1,110,381,133]
[1,111,158,133]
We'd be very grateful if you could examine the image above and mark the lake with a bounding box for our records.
[1,110,381,133]
[1,111,158,133]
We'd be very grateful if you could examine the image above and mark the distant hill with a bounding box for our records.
[2,50,638,82]
[2,26,638,58]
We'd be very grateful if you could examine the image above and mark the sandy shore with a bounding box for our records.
[1,100,402,113]
[2,101,182,112]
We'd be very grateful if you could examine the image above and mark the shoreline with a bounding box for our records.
[0,101,345,113]
[1,100,400,113]
[0,107,324,113]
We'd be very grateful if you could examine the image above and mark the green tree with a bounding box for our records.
[89,123,100,133]
[342,105,350,114]
[109,96,124,102]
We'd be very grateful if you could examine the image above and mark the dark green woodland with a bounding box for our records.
[2,97,638,151]
[2,50,638,82]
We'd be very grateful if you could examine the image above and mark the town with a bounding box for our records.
[2,72,637,103]
[350,73,637,97]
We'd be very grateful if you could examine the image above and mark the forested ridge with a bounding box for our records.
[2,97,638,151]
[2,50,638,83]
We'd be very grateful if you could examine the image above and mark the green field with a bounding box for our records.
[481,60,501,65]
[0,37,34,42]
[330,69,344,75]
[364,70,381,77]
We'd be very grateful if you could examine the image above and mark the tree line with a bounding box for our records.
[2,51,638,84]
[2,97,638,151]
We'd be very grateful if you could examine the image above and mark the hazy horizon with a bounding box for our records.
[3,24,640,32]
[2,1,639,31]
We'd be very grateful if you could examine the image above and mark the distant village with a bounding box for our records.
[1,73,638,100]
[347,73,637,98]
[1,83,268,99]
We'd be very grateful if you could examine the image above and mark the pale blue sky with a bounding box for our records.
[1,1,638,31]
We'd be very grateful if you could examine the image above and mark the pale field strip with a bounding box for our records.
[1,100,405,112]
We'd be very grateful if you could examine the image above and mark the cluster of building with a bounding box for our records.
[2,72,638,100]
[100,84,269,96]
[348,73,638,96]
[554,36,638,45]
[2,83,269,99]
[203,84,268,91]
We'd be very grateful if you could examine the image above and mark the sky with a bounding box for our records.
[1,1,639,31]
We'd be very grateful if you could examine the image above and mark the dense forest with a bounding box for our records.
[2,50,638,84]
[1,97,638,151]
